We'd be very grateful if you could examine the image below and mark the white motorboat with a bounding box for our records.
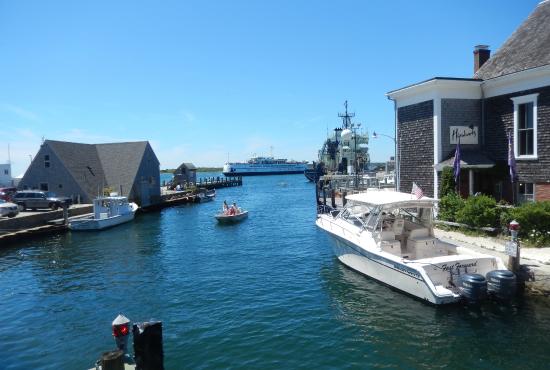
[316,191,516,304]
[215,209,248,223]
[69,195,138,231]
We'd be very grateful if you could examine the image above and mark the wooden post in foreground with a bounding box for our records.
[100,350,124,370]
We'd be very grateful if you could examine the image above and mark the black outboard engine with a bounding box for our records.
[458,273,487,302]
[486,270,517,300]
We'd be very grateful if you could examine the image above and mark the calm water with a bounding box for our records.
[1,174,550,369]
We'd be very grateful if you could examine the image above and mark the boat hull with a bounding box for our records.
[215,211,249,223]
[316,217,459,305]
[69,212,136,231]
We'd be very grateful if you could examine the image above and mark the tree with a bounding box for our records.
[440,167,456,198]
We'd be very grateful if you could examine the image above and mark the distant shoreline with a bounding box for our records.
[161,167,223,173]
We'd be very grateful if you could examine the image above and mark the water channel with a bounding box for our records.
[1,173,549,369]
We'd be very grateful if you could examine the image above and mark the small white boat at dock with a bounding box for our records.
[316,191,516,304]
[69,195,138,231]
[197,189,216,203]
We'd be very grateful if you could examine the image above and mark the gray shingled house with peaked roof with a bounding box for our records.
[19,140,161,206]
[387,0,550,203]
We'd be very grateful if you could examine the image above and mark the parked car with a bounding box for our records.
[12,190,72,211]
[0,199,19,218]
[0,187,17,201]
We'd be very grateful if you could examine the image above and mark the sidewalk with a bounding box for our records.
[434,228,550,265]
[435,228,550,295]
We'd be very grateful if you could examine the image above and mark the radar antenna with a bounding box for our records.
[338,100,355,129]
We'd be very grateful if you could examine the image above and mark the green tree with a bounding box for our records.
[440,167,456,198]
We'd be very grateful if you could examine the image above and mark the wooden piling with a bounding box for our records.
[100,350,124,370]
[331,189,336,209]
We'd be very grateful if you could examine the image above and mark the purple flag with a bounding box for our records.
[453,138,461,183]
[508,132,517,183]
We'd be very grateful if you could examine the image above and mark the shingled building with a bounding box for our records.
[19,140,161,206]
[387,0,550,203]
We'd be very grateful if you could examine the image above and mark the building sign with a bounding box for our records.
[450,126,478,145]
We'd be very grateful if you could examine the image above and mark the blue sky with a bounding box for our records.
[0,0,541,175]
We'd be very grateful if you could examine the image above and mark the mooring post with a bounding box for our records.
[62,203,69,225]
[133,321,164,370]
[100,350,124,370]
[331,189,336,209]
[342,191,347,206]
[322,188,327,209]
[507,220,521,274]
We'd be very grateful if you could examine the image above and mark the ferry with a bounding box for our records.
[223,156,308,176]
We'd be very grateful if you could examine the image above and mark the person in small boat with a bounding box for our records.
[223,200,229,214]
[230,202,239,215]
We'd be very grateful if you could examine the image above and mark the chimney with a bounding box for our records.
[474,45,490,73]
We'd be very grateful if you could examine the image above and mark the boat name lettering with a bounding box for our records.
[439,261,477,272]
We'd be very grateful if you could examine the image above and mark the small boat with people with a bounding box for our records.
[197,189,216,203]
[215,200,248,223]
[316,190,517,304]
[69,194,138,231]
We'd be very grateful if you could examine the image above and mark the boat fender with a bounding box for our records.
[486,270,517,300]
[458,273,487,302]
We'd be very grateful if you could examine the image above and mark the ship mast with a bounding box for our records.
[338,100,355,129]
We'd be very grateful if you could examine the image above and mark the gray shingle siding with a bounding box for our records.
[484,85,550,183]
[397,100,434,197]
[441,99,481,159]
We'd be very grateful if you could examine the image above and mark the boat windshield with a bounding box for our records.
[339,203,372,228]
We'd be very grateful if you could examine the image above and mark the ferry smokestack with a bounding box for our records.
[474,45,490,73]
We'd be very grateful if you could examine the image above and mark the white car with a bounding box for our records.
[0,199,19,218]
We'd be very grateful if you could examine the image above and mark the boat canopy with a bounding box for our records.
[345,191,436,209]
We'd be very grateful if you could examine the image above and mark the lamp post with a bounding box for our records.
[372,131,398,190]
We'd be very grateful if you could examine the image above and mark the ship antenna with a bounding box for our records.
[270,146,274,158]
[338,100,355,129]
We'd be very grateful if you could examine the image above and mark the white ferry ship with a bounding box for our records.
[223,156,308,176]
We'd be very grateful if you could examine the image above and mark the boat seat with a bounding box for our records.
[392,218,404,235]
[409,228,430,240]
[379,230,396,241]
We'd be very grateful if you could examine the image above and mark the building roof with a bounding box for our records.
[45,140,156,199]
[346,191,436,209]
[97,141,150,197]
[177,162,196,170]
[47,140,106,199]
[434,150,495,171]
[474,1,550,80]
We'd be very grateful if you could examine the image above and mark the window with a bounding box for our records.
[512,94,538,159]
[518,183,534,203]
[40,183,49,191]
[44,154,50,168]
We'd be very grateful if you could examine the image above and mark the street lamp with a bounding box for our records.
[372,131,399,190]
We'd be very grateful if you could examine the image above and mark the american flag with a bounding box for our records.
[411,182,424,199]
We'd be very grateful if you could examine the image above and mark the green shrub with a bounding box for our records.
[503,201,550,247]
[440,167,456,198]
[456,195,498,228]
[438,191,464,222]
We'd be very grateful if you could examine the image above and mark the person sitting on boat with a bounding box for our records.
[230,202,239,215]
[223,200,229,214]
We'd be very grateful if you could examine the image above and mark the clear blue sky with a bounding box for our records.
[0,0,541,175]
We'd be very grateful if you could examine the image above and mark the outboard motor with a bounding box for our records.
[486,270,517,300]
[458,273,487,302]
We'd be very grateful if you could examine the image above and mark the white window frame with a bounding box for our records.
[511,93,538,160]
[518,182,535,203]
